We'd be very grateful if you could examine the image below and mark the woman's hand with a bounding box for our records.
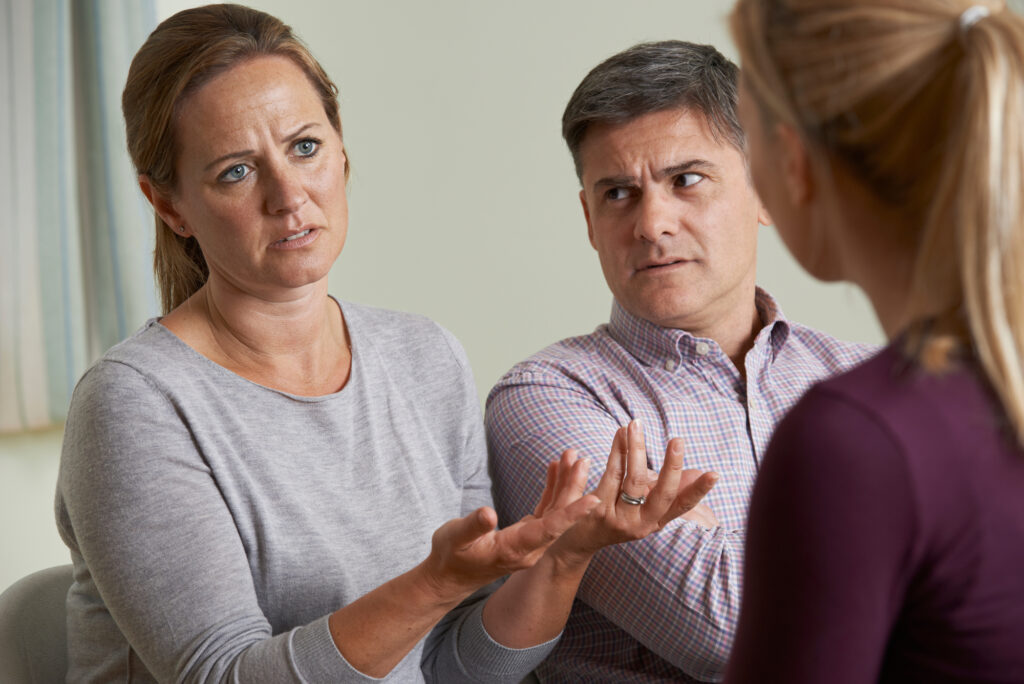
[549,419,718,568]
[421,457,600,603]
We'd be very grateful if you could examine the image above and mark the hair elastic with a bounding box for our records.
[959,5,990,32]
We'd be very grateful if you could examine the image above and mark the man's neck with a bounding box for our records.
[716,301,763,381]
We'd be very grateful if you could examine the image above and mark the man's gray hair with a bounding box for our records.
[562,40,744,182]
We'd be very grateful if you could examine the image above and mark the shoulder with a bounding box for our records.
[490,326,624,393]
[768,342,968,483]
[754,350,921,547]
[779,344,910,436]
[340,300,471,372]
[779,320,880,374]
[484,328,629,441]
[72,320,188,407]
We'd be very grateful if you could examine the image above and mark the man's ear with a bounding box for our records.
[580,189,597,250]
[775,122,813,207]
[138,175,186,236]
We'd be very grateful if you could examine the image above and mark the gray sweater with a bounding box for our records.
[55,300,554,683]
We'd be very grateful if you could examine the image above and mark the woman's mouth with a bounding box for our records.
[271,228,319,249]
[276,229,312,244]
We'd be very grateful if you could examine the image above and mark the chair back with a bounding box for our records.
[0,565,72,684]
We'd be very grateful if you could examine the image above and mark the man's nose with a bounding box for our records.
[264,161,309,215]
[633,189,679,243]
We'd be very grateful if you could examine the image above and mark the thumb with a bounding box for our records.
[444,507,498,550]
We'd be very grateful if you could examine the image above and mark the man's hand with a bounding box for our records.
[547,420,719,567]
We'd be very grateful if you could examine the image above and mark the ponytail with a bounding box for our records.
[952,11,1024,445]
[731,0,1024,447]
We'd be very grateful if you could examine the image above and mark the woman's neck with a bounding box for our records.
[828,170,918,340]
[162,278,351,396]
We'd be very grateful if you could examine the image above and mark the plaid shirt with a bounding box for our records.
[485,290,875,683]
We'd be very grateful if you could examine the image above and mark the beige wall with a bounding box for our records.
[2,0,885,592]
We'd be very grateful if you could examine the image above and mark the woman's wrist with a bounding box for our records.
[412,559,474,611]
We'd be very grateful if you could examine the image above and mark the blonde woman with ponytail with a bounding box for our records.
[726,0,1024,680]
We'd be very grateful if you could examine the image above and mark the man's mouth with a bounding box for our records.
[639,258,687,271]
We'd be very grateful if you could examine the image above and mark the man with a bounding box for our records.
[485,41,874,683]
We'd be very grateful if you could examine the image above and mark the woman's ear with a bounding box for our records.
[775,122,814,207]
[138,175,187,236]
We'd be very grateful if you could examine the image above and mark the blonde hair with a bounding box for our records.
[122,3,346,313]
[731,0,1024,446]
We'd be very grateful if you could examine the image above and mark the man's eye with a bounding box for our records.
[676,173,704,188]
[605,187,631,201]
[220,164,249,183]
[294,139,320,157]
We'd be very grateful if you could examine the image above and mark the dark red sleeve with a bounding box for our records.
[725,386,917,683]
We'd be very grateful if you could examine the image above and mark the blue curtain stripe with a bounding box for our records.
[0,0,157,433]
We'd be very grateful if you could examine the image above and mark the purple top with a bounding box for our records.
[726,341,1024,683]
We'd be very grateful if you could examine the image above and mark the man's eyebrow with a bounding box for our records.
[661,159,715,178]
[592,175,637,193]
[590,159,717,193]
[202,122,322,172]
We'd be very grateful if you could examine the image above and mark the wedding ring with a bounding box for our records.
[619,491,645,506]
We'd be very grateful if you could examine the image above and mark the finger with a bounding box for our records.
[548,450,589,509]
[620,419,649,499]
[645,438,685,515]
[682,502,720,528]
[444,507,499,551]
[593,426,628,502]
[550,449,581,510]
[503,497,590,557]
[533,460,560,517]
[658,471,719,528]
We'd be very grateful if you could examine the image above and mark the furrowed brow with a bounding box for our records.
[202,122,324,172]
[659,159,715,178]
[592,176,637,193]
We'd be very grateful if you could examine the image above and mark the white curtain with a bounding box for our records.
[0,0,157,433]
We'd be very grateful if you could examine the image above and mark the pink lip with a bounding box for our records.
[270,227,319,250]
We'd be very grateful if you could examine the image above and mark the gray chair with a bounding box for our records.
[0,565,72,684]
[0,565,542,683]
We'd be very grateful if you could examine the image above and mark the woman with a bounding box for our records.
[726,0,1024,681]
[54,4,717,682]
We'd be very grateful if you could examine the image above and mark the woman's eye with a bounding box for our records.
[220,164,249,183]
[676,173,703,188]
[294,139,319,157]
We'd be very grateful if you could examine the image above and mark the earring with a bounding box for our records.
[177,225,186,234]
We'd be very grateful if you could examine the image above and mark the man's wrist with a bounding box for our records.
[542,538,596,578]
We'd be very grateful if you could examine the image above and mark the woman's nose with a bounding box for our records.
[264,162,308,215]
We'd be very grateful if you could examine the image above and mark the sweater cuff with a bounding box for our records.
[455,600,560,680]
[290,615,387,682]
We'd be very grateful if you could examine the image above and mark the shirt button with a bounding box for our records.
[664,359,677,372]
[695,342,711,356]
